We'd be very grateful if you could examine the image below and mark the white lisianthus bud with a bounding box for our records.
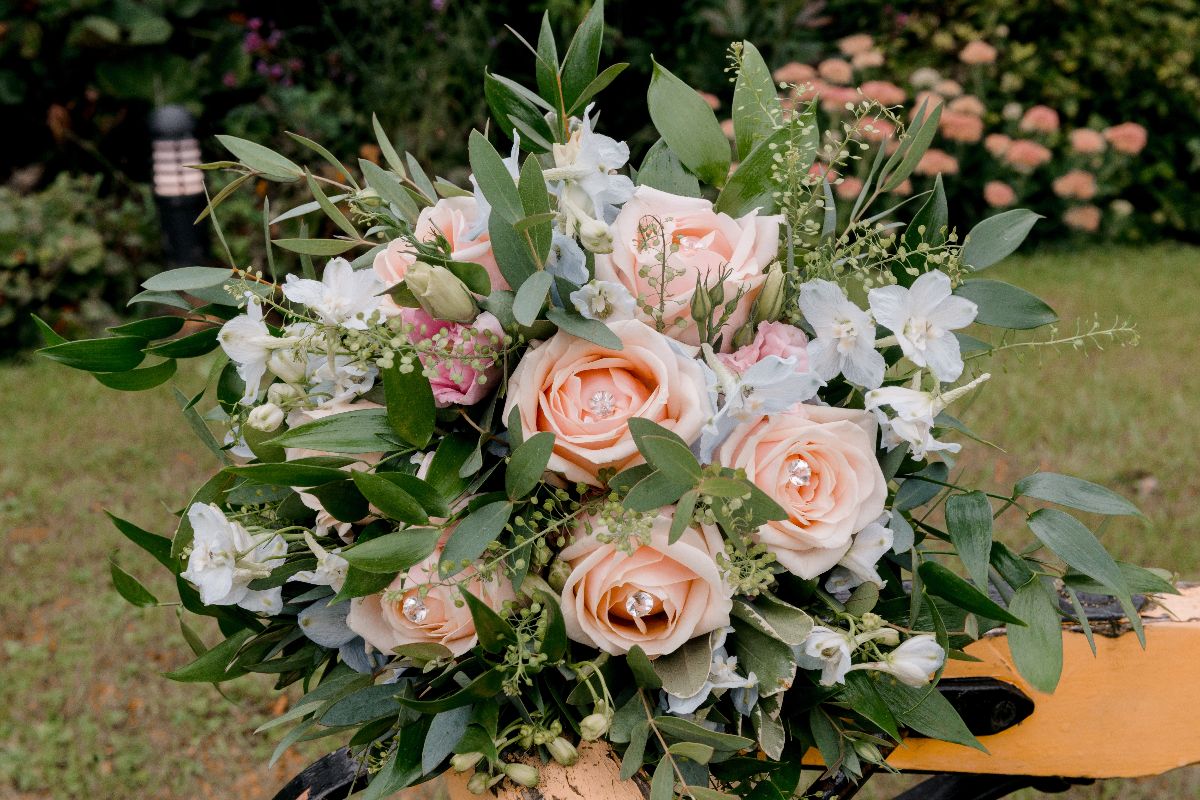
[579,712,611,741]
[547,737,578,767]
[246,403,285,432]
[267,348,308,384]
[466,772,491,794]
[754,262,786,324]
[451,752,484,773]
[578,218,614,254]
[267,382,304,406]
[406,261,479,323]
[851,634,945,687]
[503,763,540,788]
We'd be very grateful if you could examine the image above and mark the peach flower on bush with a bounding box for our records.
[348,545,514,657]
[1004,139,1053,172]
[890,178,913,196]
[939,110,984,143]
[934,79,963,98]
[1069,128,1106,155]
[835,176,864,200]
[773,62,816,85]
[595,186,780,349]
[838,33,875,57]
[820,85,860,113]
[717,405,887,578]
[910,91,944,120]
[503,318,713,486]
[373,196,508,296]
[859,80,906,107]
[558,515,732,657]
[818,58,854,85]
[1052,170,1098,201]
[852,50,885,70]
[697,90,721,110]
[857,116,896,142]
[915,148,959,176]
[984,181,1016,208]
[1064,204,1102,232]
[984,133,1012,157]
[948,94,985,117]
[1019,105,1060,134]
[959,40,998,65]
[1104,122,1148,155]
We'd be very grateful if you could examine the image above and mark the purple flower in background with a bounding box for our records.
[243,31,264,53]
[222,71,238,88]
[431,0,447,11]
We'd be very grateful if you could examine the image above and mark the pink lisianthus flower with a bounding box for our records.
[401,308,505,407]
[718,321,810,375]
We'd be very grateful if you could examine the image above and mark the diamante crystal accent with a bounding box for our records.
[402,595,428,624]
[588,390,616,419]
[786,457,812,488]
[625,590,655,618]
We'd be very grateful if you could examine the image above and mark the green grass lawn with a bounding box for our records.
[1,244,1197,799]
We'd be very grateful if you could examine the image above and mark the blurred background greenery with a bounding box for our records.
[1,1,1199,798]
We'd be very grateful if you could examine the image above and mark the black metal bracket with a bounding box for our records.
[271,747,365,800]
[892,773,1092,800]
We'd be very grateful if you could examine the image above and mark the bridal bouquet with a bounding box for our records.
[41,4,1160,798]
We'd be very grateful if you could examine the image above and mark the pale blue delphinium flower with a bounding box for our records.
[664,628,760,716]
[289,532,350,592]
[218,295,293,403]
[864,372,991,460]
[867,270,978,382]
[823,517,894,594]
[543,103,635,226]
[569,279,637,322]
[849,634,945,687]
[799,279,886,390]
[546,231,589,287]
[297,599,388,675]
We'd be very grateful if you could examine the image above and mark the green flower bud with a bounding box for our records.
[690,278,713,326]
[503,762,540,788]
[853,740,884,764]
[467,771,491,794]
[579,712,611,741]
[547,558,572,593]
[753,262,786,324]
[356,187,384,207]
[579,219,614,254]
[451,752,484,773]
[406,261,479,323]
[547,736,578,767]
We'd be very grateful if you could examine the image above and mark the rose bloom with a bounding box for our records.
[401,308,505,406]
[948,94,985,117]
[1019,105,1060,135]
[1069,128,1106,155]
[373,196,508,298]
[773,61,816,85]
[939,110,984,143]
[933,79,963,98]
[503,318,713,486]
[1003,139,1053,172]
[984,133,1012,157]
[835,175,864,200]
[595,185,781,349]
[914,148,959,176]
[348,545,514,657]
[818,58,854,85]
[984,180,1016,208]
[1104,122,1148,155]
[718,405,888,578]
[859,80,906,106]
[1052,169,1098,201]
[719,321,809,375]
[852,50,885,70]
[558,514,732,657]
[1063,204,1102,233]
[959,40,998,65]
[838,33,875,57]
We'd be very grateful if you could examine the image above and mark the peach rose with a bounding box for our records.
[914,148,959,176]
[503,319,713,486]
[1052,169,1098,201]
[984,181,1016,208]
[984,133,1012,157]
[1019,105,1060,135]
[1063,204,1102,233]
[347,545,514,657]
[859,80,906,107]
[1104,122,1148,155]
[558,514,732,656]
[939,110,984,143]
[717,405,887,578]
[773,62,816,85]
[1069,128,1106,155]
[594,186,781,349]
[959,40,998,65]
[1003,139,1053,172]
[818,58,854,85]
[838,34,875,57]
[373,196,509,296]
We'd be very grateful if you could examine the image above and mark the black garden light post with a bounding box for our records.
[150,105,208,267]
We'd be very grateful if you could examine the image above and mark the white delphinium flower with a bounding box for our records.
[180,503,286,614]
[281,258,384,331]
[795,626,855,686]
[665,628,759,715]
[698,344,824,462]
[867,271,977,382]
[546,231,588,285]
[851,634,945,687]
[865,372,991,459]
[824,517,895,593]
[306,353,378,407]
[246,402,285,432]
[290,532,349,591]
[468,132,521,239]
[570,279,637,322]
[219,296,294,403]
[799,280,886,390]
[544,104,635,225]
